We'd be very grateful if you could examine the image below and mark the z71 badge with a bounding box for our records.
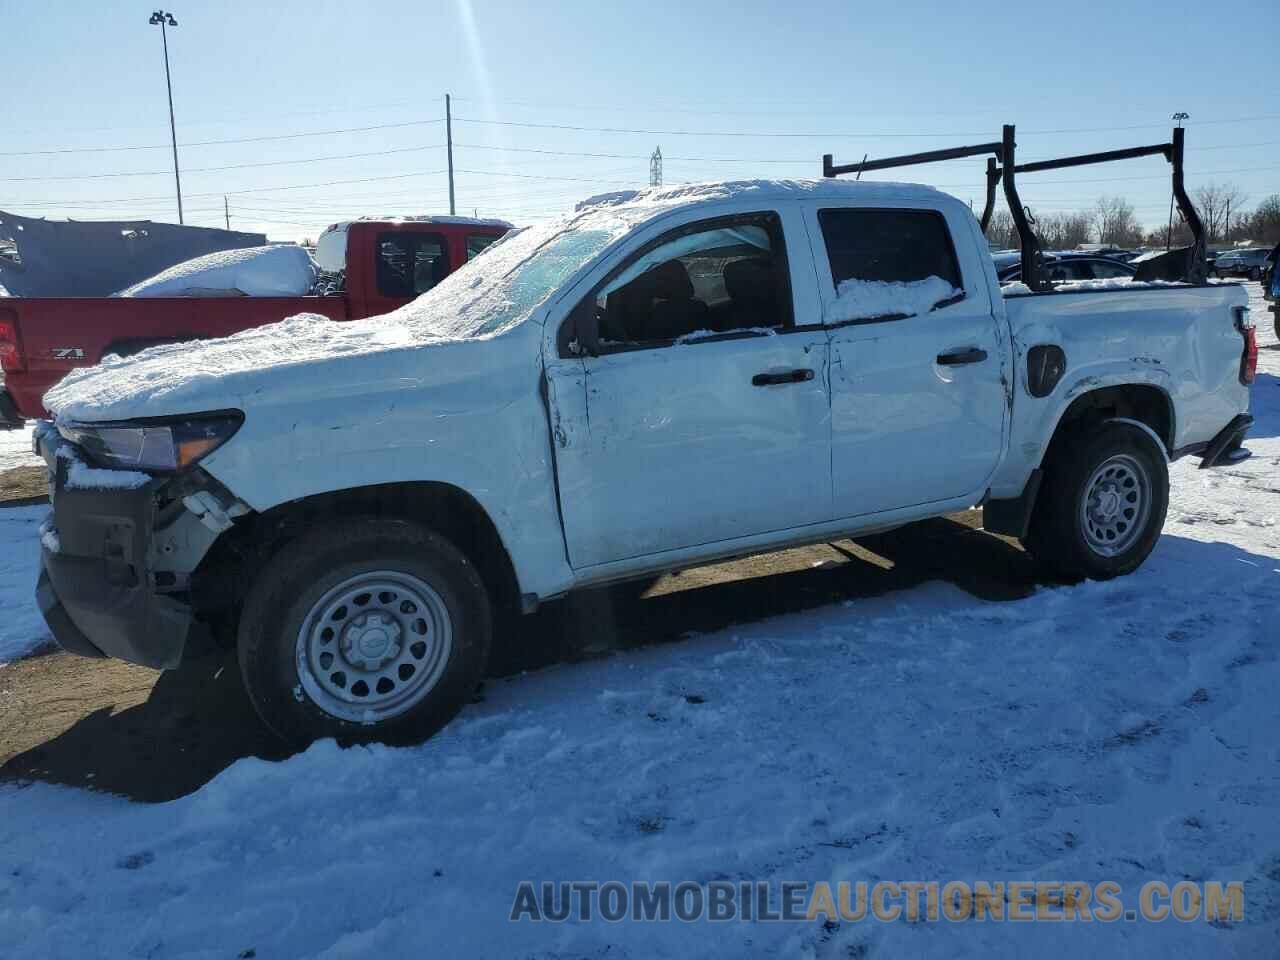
[48,347,86,360]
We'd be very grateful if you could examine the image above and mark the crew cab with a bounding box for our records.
[0,216,511,427]
[33,175,1256,747]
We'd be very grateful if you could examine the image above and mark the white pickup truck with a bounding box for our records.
[35,177,1257,746]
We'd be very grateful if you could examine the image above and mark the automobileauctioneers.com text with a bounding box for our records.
[510,879,1245,924]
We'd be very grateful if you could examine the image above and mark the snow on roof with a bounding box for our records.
[576,178,950,214]
[320,214,515,232]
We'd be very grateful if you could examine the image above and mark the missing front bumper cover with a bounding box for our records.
[35,428,194,669]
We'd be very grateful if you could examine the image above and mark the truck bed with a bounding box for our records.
[996,281,1251,498]
[1,295,350,421]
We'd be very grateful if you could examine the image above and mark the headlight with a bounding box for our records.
[58,412,243,472]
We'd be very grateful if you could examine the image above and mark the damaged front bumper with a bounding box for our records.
[35,427,196,669]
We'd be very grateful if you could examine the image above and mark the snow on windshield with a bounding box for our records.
[43,193,686,420]
[391,222,617,340]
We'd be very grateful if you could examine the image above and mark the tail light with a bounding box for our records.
[1235,306,1257,386]
[0,310,22,373]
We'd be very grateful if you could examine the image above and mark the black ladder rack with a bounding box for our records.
[823,124,1206,292]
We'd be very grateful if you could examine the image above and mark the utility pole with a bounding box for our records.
[224,196,230,230]
[1166,111,1189,250]
[446,94,456,215]
[649,146,662,187]
[149,10,183,224]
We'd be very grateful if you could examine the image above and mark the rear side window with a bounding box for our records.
[466,234,500,260]
[376,232,446,297]
[1045,260,1094,283]
[1089,260,1133,280]
[817,208,963,289]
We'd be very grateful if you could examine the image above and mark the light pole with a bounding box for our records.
[1165,111,1189,249]
[149,10,183,224]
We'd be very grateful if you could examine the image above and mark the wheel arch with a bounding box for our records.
[985,382,1173,539]
[1043,382,1175,464]
[192,480,522,625]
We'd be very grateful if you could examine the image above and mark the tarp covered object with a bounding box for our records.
[118,245,318,298]
[0,211,266,297]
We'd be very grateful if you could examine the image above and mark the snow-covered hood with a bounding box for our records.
[42,311,493,423]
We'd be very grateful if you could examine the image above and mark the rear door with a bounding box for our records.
[545,207,832,570]
[364,230,448,316]
[806,201,1008,519]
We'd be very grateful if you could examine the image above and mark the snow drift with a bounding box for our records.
[117,245,318,298]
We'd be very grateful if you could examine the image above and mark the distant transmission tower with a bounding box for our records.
[649,146,663,187]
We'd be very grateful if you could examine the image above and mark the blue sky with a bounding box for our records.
[3,0,1276,240]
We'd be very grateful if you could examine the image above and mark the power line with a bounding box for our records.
[0,119,445,158]
[10,158,1280,212]
[0,145,446,183]
[1,170,449,207]
[453,114,1280,139]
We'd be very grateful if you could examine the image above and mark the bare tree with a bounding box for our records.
[1092,196,1142,247]
[985,210,1019,249]
[1194,183,1247,244]
[1241,195,1280,246]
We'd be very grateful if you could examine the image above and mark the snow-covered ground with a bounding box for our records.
[0,286,1276,957]
[0,506,48,664]
[0,422,40,472]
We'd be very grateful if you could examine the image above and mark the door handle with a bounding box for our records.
[936,348,988,366]
[752,368,815,386]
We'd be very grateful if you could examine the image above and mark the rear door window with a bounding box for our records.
[376,232,446,297]
[816,208,964,321]
[466,234,500,260]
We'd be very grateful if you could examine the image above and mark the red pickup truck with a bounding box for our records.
[0,217,511,427]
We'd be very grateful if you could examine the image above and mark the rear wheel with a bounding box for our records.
[1249,266,1262,281]
[238,517,491,746]
[1025,422,1169,580]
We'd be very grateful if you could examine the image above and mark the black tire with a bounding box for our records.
[1249,266,1262,281]
[1024,421,1169,581]
[237,517,492,747]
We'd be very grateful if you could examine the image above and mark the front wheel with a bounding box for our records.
[1024,422,1169,581]
[238,517,492,747]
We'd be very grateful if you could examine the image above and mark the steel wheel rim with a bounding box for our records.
[1080,453,1151,558]
[295,570,453,723]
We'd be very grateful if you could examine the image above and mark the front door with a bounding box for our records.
[545,209,832,570]
[806,203,1008,518]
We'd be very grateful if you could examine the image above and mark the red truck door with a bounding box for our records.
[345,221,510,319]
[359,226,452,318]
